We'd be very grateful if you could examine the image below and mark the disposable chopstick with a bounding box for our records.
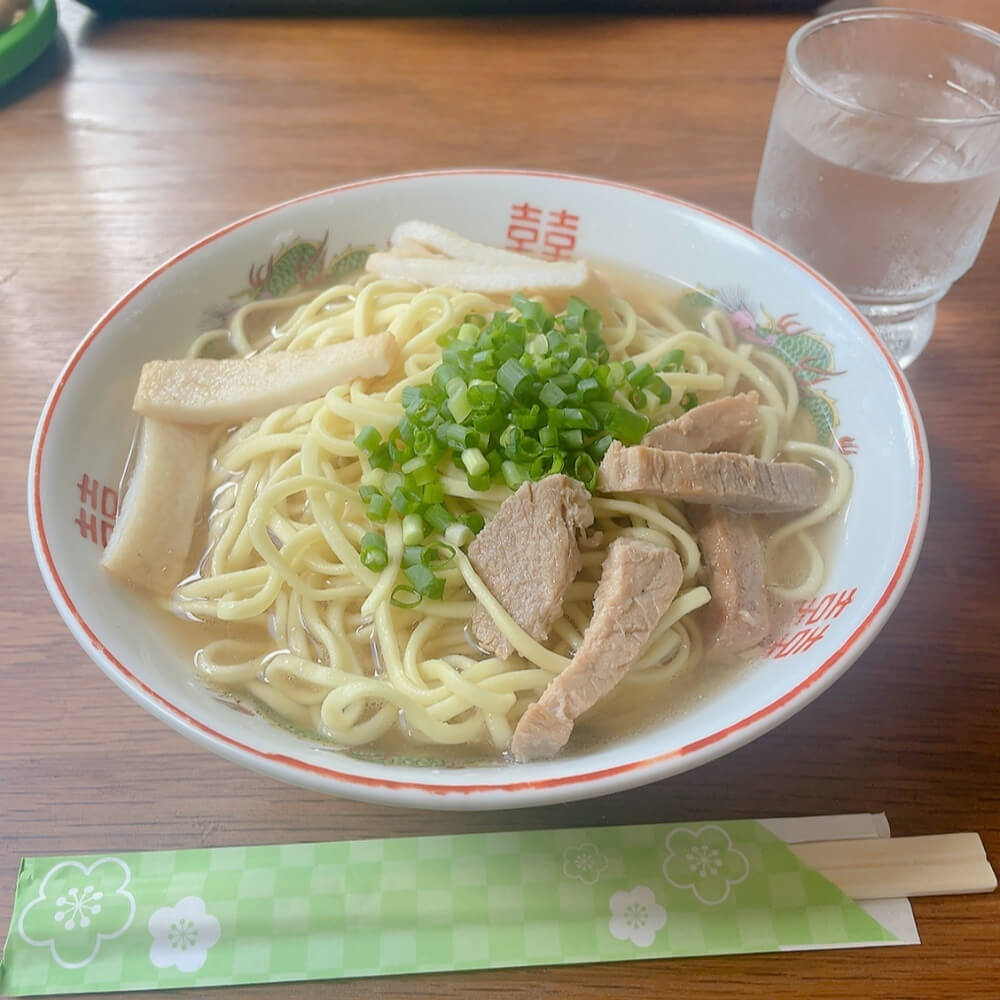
[789,833,997,900]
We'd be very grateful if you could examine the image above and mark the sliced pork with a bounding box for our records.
[468,474,593,659]
[597,441,825,514]
[132,333,399,425]
[688,504,770,657]
[510,538,683,762]
[642,391,759,453]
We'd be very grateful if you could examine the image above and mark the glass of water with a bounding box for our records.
[752,8,1000,367]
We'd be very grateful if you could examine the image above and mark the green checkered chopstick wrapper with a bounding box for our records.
[1,820,897,995]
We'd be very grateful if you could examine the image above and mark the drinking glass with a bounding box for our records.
[752,8,1000,367]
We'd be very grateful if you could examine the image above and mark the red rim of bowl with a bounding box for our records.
[28,169,929,806]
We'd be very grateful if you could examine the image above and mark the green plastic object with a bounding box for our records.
[0,0,57,89]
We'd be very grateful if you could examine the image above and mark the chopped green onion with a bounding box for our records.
[588,433,614,459]
[423,542,457,567]
[444,522,474,547]
[562,408,597,431]
[461,447,489,478]
[411,429,438,459]
[499,425,522,455]
[404,563,445,600]
[680,391,700,412]
[512,405,540,430]
[559,429,584,450]
[368,444,393,471]
[501,460,530,490]
[354,424,383,455]
[468,382,498,409]
[390,487,422,515]
[432,362,462,394]
[387,437,412,463]
[658,349,686,372]
[530,451,565,479]
[360,468,386,490]
[402,545,424,567]
[649,378,672,403]
[627,363,655,389]
[390,585,422,609]
[526,333,549,355]
[424,504,454,533]
[359,297,681,553]
[608,407,650,444]
[447,385,472,424]
[461,512,485,533]
[539,380,567,407]
[360,532,388,571]
[405,463,437,488]
[401,455,428,476]
[535,356,560,380]
[422,482,445,505]
[516,437,542,459]
[367,492,391,522]
[439,422,474,450]
[572,453,598,489]
[497,358,531,398]
[512,292,548,326]
[402,514,424,545]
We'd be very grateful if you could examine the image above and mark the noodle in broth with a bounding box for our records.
[164,269,850,758]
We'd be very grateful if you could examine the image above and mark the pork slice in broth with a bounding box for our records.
[688,504,770,657]
[642,391,759,453]
[597,442,825,514]
[468,474,593,659]
[510,538,683,762]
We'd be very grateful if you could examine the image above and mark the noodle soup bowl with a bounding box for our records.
[29,170,928,809]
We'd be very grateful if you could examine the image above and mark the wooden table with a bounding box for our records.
[2,1,998,996]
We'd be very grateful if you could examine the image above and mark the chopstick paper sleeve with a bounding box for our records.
[0,817,922,996]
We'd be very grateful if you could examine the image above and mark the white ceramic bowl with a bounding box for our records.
[28,170,929,810]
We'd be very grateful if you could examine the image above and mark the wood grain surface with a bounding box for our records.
[2,1,998,997]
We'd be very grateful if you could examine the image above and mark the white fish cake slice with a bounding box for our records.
[388,220,541,267]
[365,253,589,293]
[132,333,399,425]
[101,418,214,595]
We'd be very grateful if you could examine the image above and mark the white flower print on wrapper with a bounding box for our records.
[17,857,136,969]
[607,886,667,948]
[148,896,222,973]
[662,825,750,904]
[562,842,609,884]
